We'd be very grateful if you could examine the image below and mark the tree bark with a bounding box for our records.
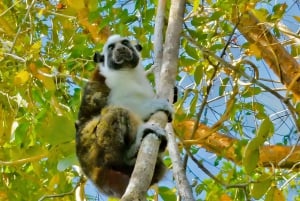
[158,0,195,200]
[231,10,300,99]
[175,120,300,169]
[121,0,188,200]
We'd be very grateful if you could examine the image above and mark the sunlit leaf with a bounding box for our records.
[48,174,60,190]
[189,92,199,115]
[243,138,261,173]
[219,77,229,96]
[251,8,269,22]
[193,0,200,12]
[194,65,203,85]
[291,44,300,57]
[14,70,30,85]
[265,186,285,201]
[241,87,261,98]
[13,122,29,145]
[271,3,287,21]
[293,15,300,22]
[248,44,262,58]
[220,194,232,201]
[38,114,75,145]
[250,173,272,199]
[67,0,85,10]
[35,71,56,92]
[159,186,177,201]
[185,44,199,59]
[256,117,274,141]
[30,41,42,55]
[108,197,119,201]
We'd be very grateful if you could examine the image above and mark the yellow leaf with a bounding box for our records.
[265,186,286,201]
[220,194,232,201]
[293,16,300,22]
[48,174,60,190]
[35,68,56,91]
[38,8,45,18]
[250,173,272,199]
[36,74,56,91]
[67,0,86,10]
[248,44,262,58]
[14,70,30,85]
[193,0,200,12]
[30,41,42,55]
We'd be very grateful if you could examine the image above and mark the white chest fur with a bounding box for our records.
[100,65,156,120]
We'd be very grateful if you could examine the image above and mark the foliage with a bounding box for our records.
[0,0,300,200]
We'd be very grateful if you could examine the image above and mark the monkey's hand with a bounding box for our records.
[143,99,174,122]
[125,122,167,165]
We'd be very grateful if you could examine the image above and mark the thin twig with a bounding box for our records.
[0,154,47,166]
[186,149,249,189]
[3,53,26,62]
[38,177,86,201]
[184,33,300,133]
[9,0,36,53]
[0,0,21,17]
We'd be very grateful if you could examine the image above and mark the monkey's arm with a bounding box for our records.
[76,69,110,129]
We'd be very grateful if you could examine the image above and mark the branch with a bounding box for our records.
[9,0,36,53]
[121,112,168,201]
[175,120,300,169]
[158,0,195,200]
[231,10,300,99]
[153,0,166,90]
[38,176,86,201]
[0,154,47,166]
[122,0,193,200]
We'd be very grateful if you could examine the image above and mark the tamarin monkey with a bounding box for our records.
[75,35,173,198]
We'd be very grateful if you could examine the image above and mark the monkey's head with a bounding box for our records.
[94,35,142,70]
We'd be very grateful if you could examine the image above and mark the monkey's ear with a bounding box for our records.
[93,52,104,63]
[135,44,142,52]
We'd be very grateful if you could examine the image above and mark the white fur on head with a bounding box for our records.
[96,35,157,119]
[101,34,123,54]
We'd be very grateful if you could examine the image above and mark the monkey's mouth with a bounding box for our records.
[113,47,133,64]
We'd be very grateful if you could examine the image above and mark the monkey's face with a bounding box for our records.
[95,35,142,70]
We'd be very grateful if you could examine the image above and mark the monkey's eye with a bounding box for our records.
[107,44,115,50]
[121,39,130,46]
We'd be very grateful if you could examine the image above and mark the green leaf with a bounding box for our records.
[256,117,274,142]
[219,77,229,96]
[185,44,199,59]
[180,56,197,67]
[250,174,272,199]
[291,44,300,57]
[189,92,199,115]
[252,8,269,22]
[57,153,78,171]
[211,43,224,51]
[159,186,176,201]
[265,186,285,201]
[194,65,203,85]
[37,113,75,145]
[243,138,261,174]
[241,87,261,98]
[13,122,29,145]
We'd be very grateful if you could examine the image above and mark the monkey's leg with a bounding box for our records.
[125,122,168,166]
[95,106,141,166]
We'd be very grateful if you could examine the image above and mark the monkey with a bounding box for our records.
[75,35,173,198]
